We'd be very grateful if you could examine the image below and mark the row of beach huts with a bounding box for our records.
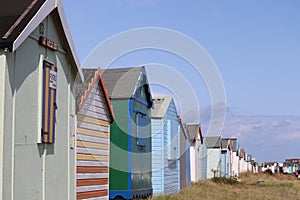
[259,158,300,176]
[0,1,258,200]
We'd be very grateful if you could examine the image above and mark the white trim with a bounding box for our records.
[56,0,83,80]
[12,0,83,82]
[77,173,109,179]
[77,147,109,156]
[76,161,109,167]
[11,51,16,200]
[0,52,6,199]
[13,0,55,52]
[42,144,47,200]
[70,114,77,149]
[76,184,108,193]
[67,80,71,200]
[37,54,44,143]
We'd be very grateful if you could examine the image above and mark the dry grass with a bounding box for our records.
[148,173,300,200]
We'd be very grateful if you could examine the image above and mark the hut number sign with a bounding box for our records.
[49,70,57,89]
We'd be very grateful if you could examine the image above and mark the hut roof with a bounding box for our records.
[221,138,230,149]
[75,68,114,122]
[205,136,221,148]
[102,66,153,107]
[151,96,173,118]
[0,0,83,80]
[187,124,203,144]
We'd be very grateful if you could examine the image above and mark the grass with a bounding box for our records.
[147,173,300,200]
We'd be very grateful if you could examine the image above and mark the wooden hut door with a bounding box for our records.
[41,60,57,144]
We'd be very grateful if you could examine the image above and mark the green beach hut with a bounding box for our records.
[102,66,153,199]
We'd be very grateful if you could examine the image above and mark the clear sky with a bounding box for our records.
[63,0,300,161]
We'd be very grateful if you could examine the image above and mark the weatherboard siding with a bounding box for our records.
[76,83,111,200]
[130,97,152,193]
[207,149,221,179]
[197,141,203,180]
[109,100,129,194]
[163,100,180,194]
[180,125,188,189]
[152,119,164,194]
[221,151,227,177]
[226,151,231,177]
[151,99,180,195]
[201,142,208,179]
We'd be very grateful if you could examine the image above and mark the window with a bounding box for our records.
[136,112,147,147]
[140,86,145,99]
[41,61,57,143]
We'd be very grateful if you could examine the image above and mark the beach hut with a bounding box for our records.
[262,162,279,174]
[0,0,83,199]
[229,138,239,177]
[285,159,300,174]
[238,147,246,173]
[206,136,222,179]
[102,66,153,199]
[246,154,253,172]
[251,158,258,173]
[221,138,231,178]
[188,124,206,182]
[75,69,114,199]
[179,120,191,189]
[151,96,180,195]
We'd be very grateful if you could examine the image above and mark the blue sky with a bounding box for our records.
[63,0,300,161]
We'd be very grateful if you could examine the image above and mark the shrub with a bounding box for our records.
[264,169,273,175]
[211,177,239,185]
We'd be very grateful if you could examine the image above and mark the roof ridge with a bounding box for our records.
[77,68,114,122]
[151,96,173,118]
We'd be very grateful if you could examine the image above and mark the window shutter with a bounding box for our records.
[41,61,57,144]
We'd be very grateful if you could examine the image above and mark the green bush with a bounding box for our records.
[210,177,239,185]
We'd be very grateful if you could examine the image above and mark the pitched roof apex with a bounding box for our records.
[151,96,173,118]
[1,0,83,81]
[76,68,114,122]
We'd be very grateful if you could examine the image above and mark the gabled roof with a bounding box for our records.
[238,147,245,158]
[179,118,190,143]
[205,136,221,148]
[221,138,230,149]
[151,96,173,118]
[0,0,83,81]
[75,68,114,123]
[187,124,203,144]
[225,137,238,152]
[102,66,153,107]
